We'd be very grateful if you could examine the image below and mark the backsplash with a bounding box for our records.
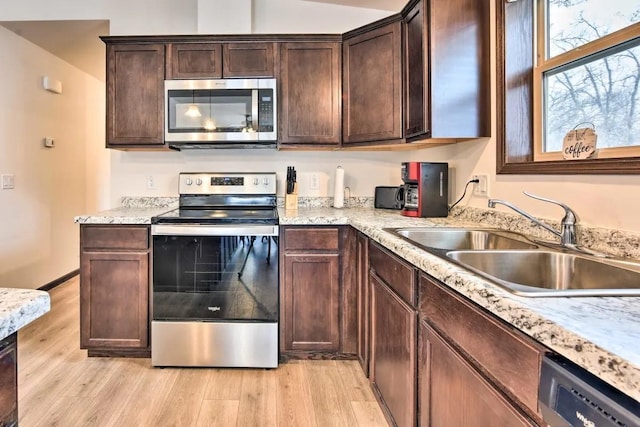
[121,196,178,208]
[276,196,375,208]
[448,206,640,260]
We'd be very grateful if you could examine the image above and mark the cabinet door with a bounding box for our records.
[80,251,149,349]
[168,43,222,79]
[282,253,340,351]
[106,43,165,146]
[279,42,341,146]
[370,274,416,427]
[404,0,430,139]
[223,42,274,77]
[0,333,17,427]
[356,232,370,375]
[420,322,535,427]
[343,21,402,144]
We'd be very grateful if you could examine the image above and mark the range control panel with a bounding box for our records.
[179,172,276,195]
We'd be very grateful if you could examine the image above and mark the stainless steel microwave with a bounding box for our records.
[164,78,277,149]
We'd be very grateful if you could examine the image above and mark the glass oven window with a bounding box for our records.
[168,89,255,133]
[152,235,278,322]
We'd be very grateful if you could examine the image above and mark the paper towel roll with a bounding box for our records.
[333,166,344,208]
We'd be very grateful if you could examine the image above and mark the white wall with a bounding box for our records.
[0,26,104,288]
[408,1,640,234]
[252,0,392,33]
[110,149,408,205]
[0,0,199,35]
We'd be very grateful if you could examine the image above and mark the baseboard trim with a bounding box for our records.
[38,269,79,291]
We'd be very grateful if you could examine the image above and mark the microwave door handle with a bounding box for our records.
[251,89,259,131]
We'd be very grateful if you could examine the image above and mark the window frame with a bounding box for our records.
[497,0,640,174]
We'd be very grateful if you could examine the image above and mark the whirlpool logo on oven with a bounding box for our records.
[208,306,221,312]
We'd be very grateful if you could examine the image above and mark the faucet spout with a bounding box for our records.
[488,192,579,247]
[487,198,562,239]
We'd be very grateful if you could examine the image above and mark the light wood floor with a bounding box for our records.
[17,277,388,427]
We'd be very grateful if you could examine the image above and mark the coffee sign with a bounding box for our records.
[562,126,597,160]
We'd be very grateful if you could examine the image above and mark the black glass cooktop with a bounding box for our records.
[152,207,278,224]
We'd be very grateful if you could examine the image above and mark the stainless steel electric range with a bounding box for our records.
[151,172,278,368]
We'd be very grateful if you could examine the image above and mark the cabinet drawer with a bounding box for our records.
[420,274,543,416]
[81,226,149,250]
[369,242,416,307]
[283,227,340,251]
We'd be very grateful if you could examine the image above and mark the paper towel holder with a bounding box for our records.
[333,165,345,208]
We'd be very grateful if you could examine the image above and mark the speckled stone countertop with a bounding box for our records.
[0,288,51,341]
[73,198,640,401]
[74,198,179,224]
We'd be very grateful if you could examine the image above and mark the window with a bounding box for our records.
[497,0,640,174]
[535,0,640,160]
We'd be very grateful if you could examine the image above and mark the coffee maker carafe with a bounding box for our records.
[400,162,448,218]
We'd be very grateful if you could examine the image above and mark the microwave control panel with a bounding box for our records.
[258,89,274,132]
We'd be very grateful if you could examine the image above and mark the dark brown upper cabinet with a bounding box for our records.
[105,43,165,147]
[342,19,403,145]
[342,0,489,147]
[167,42,274,79]
[102,0,489,150]
[403,0,490,141]
[223,42,275,77]
[168,43,222,79]
[278,41,342,146]
[404,1,429,139]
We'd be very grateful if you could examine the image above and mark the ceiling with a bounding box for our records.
[0,20,109,81]
[0,0,403,83]
[301,0,406,11]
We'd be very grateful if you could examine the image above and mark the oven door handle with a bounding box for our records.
[151,224,279,236]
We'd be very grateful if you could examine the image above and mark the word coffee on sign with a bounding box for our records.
[562,127,597,160]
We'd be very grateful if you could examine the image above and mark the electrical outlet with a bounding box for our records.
[146,175,156,190]
[309,173,319,190]
[1,174,15,190]
[472,174,489,197]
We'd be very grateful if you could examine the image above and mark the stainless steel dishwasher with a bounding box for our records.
[539,354,640,426]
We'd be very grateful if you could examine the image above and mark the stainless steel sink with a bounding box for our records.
[446,250,640,297]
[389,227,538,251]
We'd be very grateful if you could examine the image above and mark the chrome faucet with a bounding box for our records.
[488,192,578,247]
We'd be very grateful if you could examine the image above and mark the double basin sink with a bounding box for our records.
[386,227,640,297]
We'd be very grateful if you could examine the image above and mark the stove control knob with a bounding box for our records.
[263,178,270,186]
[185,178,193,186]
[253,178,259,185]
[195,178,203,186]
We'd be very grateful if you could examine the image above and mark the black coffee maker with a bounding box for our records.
[400,162,448,218]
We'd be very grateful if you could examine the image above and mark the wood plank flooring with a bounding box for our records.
[17,277,388,426]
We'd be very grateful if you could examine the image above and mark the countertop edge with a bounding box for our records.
[0,289,51,341]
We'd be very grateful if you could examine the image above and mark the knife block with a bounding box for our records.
[285,184,298,210]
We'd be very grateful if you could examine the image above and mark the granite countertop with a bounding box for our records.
[74,205,177,224]
[74,202,640,401]
[0,288,51,341]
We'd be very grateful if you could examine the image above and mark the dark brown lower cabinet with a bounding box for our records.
[282,253,340,351]
[0,333,17,427]
[370,273,416,427]
[280,226,357,356]
[356,232,370,375]
[420,321,535,426]
[80,225,150,357]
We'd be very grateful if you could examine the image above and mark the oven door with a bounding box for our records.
[151,224,278,322]
[150,224,279,367]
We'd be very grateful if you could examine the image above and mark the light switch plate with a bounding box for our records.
[1,174,15,189]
